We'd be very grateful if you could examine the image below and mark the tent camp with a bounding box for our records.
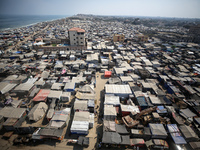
[28,102,48,122]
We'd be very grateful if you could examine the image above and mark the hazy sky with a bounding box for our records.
[0,0,199,18]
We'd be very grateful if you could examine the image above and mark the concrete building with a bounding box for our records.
[189,25,200,43]
[137,34,148,43]
[113,34,125,42]
[68,27,85,46]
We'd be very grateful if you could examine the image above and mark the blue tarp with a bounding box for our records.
[171,135,187,144]
[167,124,187,145]
[157,106,167,114]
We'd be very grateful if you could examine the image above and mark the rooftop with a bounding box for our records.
[68,27,85,33]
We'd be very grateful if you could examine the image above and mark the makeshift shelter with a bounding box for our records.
[108,77,121,84]
[78,136,89,146]
[135,96,148,110]
[3,118,19,131]
[104,94,120,106]
[120,135,131,145]
[179,125,198,142]
[33,89,51,102]
[75,92,95,100]
[149,123,168,139]
[0,82,17,94]
[179,108,196,120]
[46,109,54,121]
[28,102,48,122]
[103,120,116,132]
[120,104,140,116]
[51,83,63,90]
[102,132,121,144]
[63,82,75,92]
[156,105,168,116]
[41,71,50,79]
[105,84,132,97]
[130,138,145,147]
[189,142,200,150]
[149,95,163,105]
[104,105,117,121]
[34,78,45,87]
[74,100,88,111]
[120,76,133,83]
[0,107,26,119]
[70,112,90,135]
[60,92,71,102]
[48,90,62,100]
[115,124,129,134]
[37,128,64,140]
[49,108,71,128]
[131,129,143,138]
[146,139,169,149]
[104,71,112,78]
[13,83,34,93]
[167,124,187,145]
[78,84,95,94]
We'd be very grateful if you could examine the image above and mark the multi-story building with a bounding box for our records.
[137,34,148,43]
[68,27,85,46]
[113,34,125,42]
[189,25,200,43]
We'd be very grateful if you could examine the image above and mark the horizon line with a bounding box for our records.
[0,13,200,19]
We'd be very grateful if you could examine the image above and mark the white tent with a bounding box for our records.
[34,42,45,46]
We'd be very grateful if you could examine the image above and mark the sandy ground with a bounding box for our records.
[0,72,108,150]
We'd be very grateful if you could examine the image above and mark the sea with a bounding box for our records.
[0,15,70,31]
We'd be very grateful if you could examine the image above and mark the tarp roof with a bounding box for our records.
[73,111,89,122]
[48,90,62,99]
[104,94,120,106]
[105,84,132,95]
[104,105,117,116]
[115,124,129,134]
[0,82,17,94]
[78,84,95,93]
[120,104,140,115]
[64,82,75,90]
[180,108,196,119]
[179,125,198,140]
[102,132,121,144]
[51,83,62,90]
[28,102,48,122]
[0,107,26,119]
[33,89,51,102]
[70,121,89,133]
[14,83,34,91]
[75,92,95,100]
[103,120,116,132]
[38,128,63,137]
[74,100,88,111]
[149,123,168,136]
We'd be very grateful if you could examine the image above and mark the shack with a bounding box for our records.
[105,84,132,98]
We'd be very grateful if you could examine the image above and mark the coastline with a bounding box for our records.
[0,15,72,32]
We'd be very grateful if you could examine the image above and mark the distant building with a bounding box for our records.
[189,25,200,43]
[137,34,148,43]
[68,27,85,46]
[113,34,125,42]
[35,37,43,43]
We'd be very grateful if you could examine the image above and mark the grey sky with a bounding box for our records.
[0,0,199,18]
